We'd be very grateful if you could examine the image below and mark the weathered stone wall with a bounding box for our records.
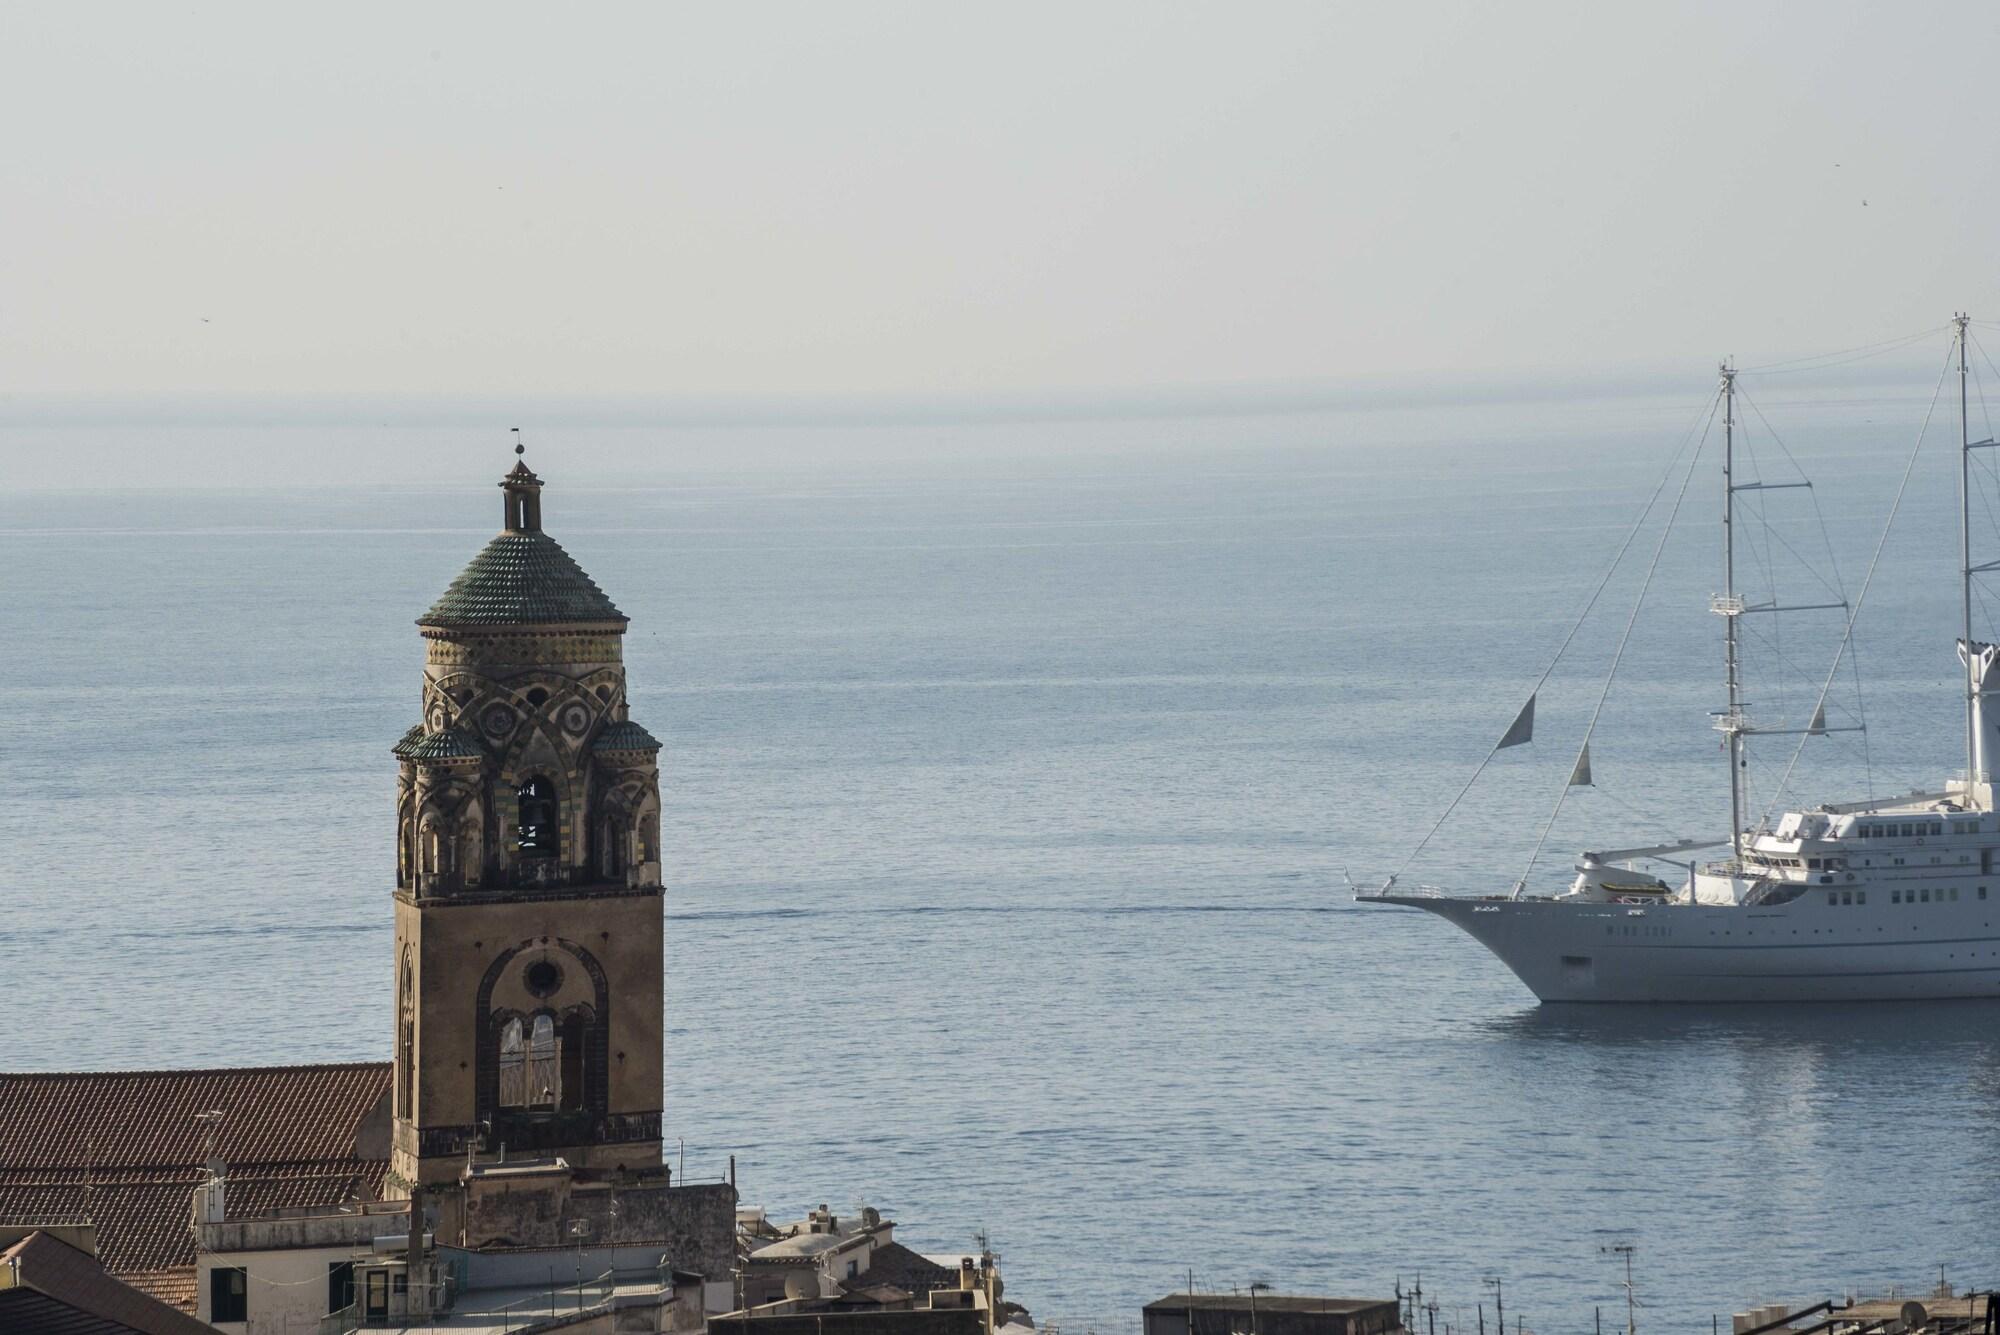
[456,1182,736,1278]
[391,889,665,1189]
[710,1309,983,1335]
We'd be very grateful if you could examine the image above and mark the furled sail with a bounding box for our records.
[1497,695,1535,749]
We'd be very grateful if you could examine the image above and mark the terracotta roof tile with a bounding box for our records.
[0,1062,390,1169]
[118,1271,197,1314]
[0,1063,391,1278]
[0,1231,216,1335]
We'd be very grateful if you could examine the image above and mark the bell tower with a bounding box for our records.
[390,450,666,1218]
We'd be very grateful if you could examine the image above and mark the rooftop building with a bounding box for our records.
[1143,1293,1402,1335]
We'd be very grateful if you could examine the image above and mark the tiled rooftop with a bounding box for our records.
[594,719,662,753]
[420,531,626,627]
[0,1063,392,1282]
[404,728,483,761]
[0,1230,218,1335]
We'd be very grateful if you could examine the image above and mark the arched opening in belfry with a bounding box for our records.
[597,810,628,880]
[516,776,558,857]
[458,820,481,889]
[420,817,445,879]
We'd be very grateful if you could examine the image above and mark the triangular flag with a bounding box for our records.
[1808,702,1827,735]
[1568,744,1593,787]
[1496,695,1535,749]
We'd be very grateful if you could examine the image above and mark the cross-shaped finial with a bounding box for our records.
[512,426,524,457]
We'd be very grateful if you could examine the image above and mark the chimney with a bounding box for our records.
[192,1163,227,1226]
[406,1186,428,1317]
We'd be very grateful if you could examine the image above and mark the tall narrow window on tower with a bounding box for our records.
[397,951,415,1118]
[498,1017,526,1106]
[527,1014,560,1108]
[517,776,558,856]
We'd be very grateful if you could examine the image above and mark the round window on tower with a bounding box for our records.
[523,958,562,998]
[560,703,590,735]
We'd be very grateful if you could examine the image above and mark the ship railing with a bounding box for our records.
[1354,883,1448,900]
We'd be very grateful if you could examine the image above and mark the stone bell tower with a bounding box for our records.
[389,451,667,1221]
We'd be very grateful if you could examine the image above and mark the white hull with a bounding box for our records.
[1371,893,2000,1003]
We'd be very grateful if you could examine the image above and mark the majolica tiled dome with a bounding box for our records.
[593,719,662,753]
[401,727,483,762]
[418,457,626,629]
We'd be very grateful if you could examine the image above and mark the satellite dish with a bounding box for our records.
[784,1274,815,1301]
[1900,1301,1928,1331]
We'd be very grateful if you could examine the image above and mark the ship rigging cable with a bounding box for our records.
[1513,379,1717,898]
[1736,324,1941,376]
[1380,385,1723,892]
[1731,380,1874,822]
[1758,332,1960,823]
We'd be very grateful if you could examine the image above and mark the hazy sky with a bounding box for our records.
[6,2,2000,403]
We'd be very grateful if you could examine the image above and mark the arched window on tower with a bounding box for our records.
[497,1017,526,1107]
[526,1014,560,1108]
[516,777,558,858]
[597,812,627,881]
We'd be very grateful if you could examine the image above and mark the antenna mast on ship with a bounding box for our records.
[1718,360,1747,860]
[1958,313,1978,804]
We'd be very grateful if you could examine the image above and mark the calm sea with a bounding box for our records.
[6,382,2000,1334]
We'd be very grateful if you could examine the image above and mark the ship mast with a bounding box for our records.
[1720,361,1745,859]
[1959,313,1976,803]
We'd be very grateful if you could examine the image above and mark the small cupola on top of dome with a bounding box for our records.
[419,438,628,630]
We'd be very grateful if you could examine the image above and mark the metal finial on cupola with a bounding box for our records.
[501,427,544,532]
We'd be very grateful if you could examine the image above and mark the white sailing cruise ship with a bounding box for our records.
[1361,317,2000,1002]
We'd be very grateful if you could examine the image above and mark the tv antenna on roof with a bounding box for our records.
[193,1110,225,1161]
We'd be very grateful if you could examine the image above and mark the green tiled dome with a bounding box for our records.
[403,728,483,762]
[420,531,626,628]
[593,719,662,752]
